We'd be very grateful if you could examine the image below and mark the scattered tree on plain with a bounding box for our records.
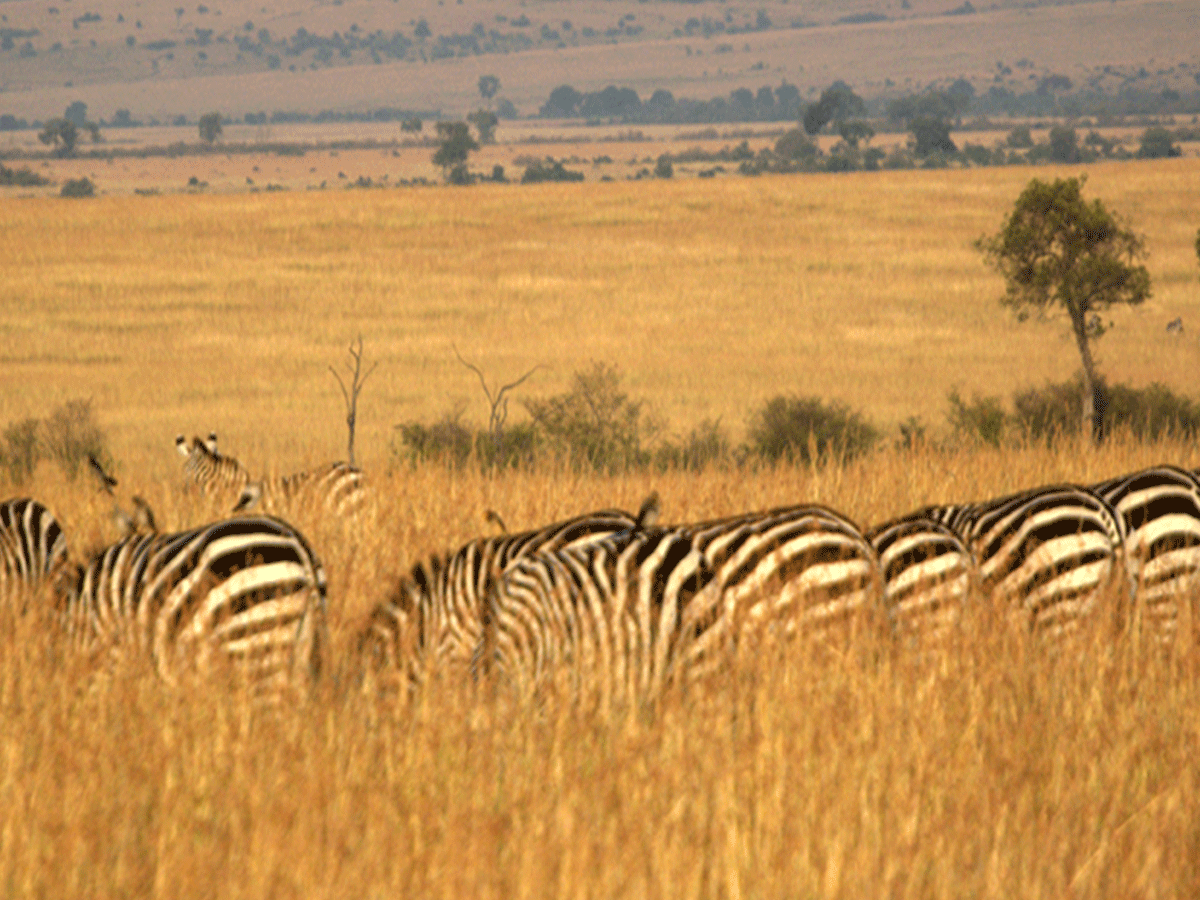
[478,75,500,104]
[38,118,79,156]
[977,176,1151,441]
[467,109,498,144]
[198,112,223,143]
[432,121,478,183]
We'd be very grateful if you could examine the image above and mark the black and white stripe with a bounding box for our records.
[357,506,642,693]
[57,512,327,698]
[175,433,250,493]
[914,485,1126,639]
[1090,465,1200,642]
[483,527,720,709]
[232,462,367,519]
[482,503,881,707]
[673,504,881,641]
[0,498,69,607]
[866,517,974,643]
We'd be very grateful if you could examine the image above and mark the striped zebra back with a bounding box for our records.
[175,435,250,494]
[0,498,69,606]
[916,485,1126,640]
[483,528,721,710]
[866,516,974,644]
[674,504,882,642]
[58,513,327,700]
[233,462,368,520]
[1090,464,1200,642]
[357,507,639,694]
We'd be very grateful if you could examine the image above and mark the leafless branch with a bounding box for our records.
[330,335,378,467]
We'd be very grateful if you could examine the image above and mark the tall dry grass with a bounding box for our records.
[2,162,1198,895]
[3,432,1199,897]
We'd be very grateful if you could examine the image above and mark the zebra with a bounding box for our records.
[356,504,645,695]
[480,503,882,708]
[232,462,367,520]
[482,526,721,710]
[911,485,1126,639]
[56,508,328,699]
[866,516,974,644]
[1090,465,1200,642]
[175,433,250,493]
[0,498,69,609]
[670,504,882,643]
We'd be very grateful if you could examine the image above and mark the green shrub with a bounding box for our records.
[525,362,653,472]
[392,414,474,468]
[60,177,95,198]
[748,395,878,464]
[520,159,584,184]
[655,419,732,472]
[1012,375,1200,442]
[41,399,109,479]
[1,418,41,485]
[946,389,1007,446]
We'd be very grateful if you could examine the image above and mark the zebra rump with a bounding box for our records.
[357,506,641,693]
[867,516,973,642]
[483,527,721,709]
[58,513,327,698]
[1091,465,1200,642]
[674,504,881,641]
[917,485,1126,639]
[0,497,69,606]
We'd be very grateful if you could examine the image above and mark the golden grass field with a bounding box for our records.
[2,161,1200,897]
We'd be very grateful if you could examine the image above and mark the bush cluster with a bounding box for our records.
[0,399,110,485]
[951,376,1200,446]
[394,364,1200,474]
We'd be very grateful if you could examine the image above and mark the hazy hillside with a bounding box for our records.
[2,0,1198,125]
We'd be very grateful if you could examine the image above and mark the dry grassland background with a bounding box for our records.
[2,159,1200,897]
[2,158,1198,470]
[2,0,1197,121]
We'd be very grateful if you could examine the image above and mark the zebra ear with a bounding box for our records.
[233,483,262,513]
[114,507,137,539]
[204,432,218,454]
[175,435,189,457]
[635,492,661,530]
[131,496,157,534]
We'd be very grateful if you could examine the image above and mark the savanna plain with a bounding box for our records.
[2,160,1200,897]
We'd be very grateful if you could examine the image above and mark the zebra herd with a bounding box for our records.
[2,436,1199,710]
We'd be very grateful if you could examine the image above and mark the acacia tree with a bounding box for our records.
[198,112,223,144]
[432,121,478,183]
[977,176,1151,441]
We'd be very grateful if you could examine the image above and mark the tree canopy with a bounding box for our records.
[977,176,1151,440]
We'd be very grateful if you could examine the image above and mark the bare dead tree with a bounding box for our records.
[453,345,541,465]
[330,336,378,468]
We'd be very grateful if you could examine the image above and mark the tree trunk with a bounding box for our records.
[1069,306,1099,443]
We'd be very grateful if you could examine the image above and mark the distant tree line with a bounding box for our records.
[538,77,1200,126]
